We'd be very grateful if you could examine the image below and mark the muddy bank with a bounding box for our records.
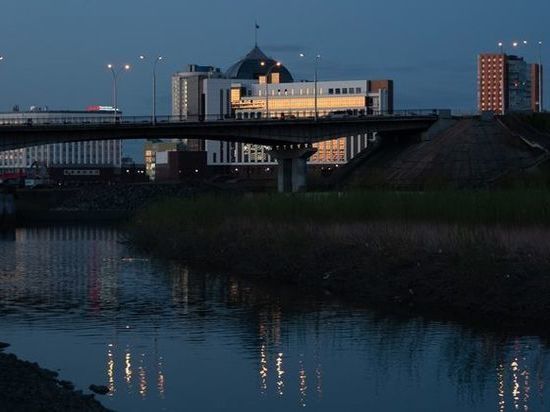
[0,344,109,412]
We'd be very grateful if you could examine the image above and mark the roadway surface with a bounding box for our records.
[0,113,439,151]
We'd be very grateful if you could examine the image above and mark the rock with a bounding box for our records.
[89,384,110,395]
[0,342,10,350]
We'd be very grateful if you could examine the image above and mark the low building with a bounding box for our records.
[144,140,187,181]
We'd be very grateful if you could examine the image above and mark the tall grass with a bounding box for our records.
[134,189,550,228]
[129,189,550,325]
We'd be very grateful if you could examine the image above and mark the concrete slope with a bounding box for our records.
[345,117,545,189]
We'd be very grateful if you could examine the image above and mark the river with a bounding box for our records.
[0,225,548,411]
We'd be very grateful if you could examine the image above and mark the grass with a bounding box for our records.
[133,189,550,227]
[129,189,550,328]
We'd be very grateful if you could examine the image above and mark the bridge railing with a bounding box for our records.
[0,109,442,128]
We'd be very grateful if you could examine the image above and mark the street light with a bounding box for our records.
[539,41,544,111]
[299,52,321,120]
[107,63,131,120]
[139,55,164,124]
[498,42,504,54]
[260,61,281,119]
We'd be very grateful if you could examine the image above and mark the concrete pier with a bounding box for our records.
[270,145,317,193]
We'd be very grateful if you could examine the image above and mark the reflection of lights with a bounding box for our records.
[157,356,165,399]
[259,343,268,393]
[107,347,115,396]
[316,364,323,399]
[138,354,147,398]
[276,352,285,396]
[125,349,133,386]
[497,364,505,412]
[299,359,308,407]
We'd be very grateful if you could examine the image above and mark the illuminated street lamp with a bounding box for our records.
[300,52,322,120]
[107,63,131,120]
[498,42,504,54]
[260,61,281,119]
[139,55,164,124]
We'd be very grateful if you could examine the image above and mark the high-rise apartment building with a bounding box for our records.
[478,53,542,114]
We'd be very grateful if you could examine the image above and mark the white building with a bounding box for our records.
[0,109,122,173]
[171,45,394,169]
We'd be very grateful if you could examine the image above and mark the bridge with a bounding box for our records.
[0,111,443,192]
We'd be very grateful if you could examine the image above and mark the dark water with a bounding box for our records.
[0,226,549,412]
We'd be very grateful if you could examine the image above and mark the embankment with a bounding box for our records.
[0,345,109,412]
[129,191,550,330]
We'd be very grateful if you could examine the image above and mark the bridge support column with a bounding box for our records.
[270,145,317,193]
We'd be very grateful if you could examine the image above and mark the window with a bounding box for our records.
[328,88,334,95]
[356,87,362,94]
[335,88,341,94]
[342,88,348,94]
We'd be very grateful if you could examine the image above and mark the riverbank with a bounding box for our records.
[0,345,109,411]
[129,191,550,329]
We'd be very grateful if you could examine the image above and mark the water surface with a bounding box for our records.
[0,226,548,411]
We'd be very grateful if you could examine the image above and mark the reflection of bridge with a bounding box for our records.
[0,111,442,192]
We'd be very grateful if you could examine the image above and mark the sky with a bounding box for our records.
[0,0,548,160]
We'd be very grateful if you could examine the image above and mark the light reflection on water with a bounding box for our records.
[0,225,549,411]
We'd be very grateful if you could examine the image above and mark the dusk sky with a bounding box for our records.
[0,0,548,159]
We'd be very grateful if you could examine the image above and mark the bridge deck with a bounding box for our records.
[0,113,439,151]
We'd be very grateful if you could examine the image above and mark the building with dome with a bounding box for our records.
[225,46,294,83]
[160,45,393,180]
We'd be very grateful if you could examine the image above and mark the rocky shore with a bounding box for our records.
[0,343,109,412]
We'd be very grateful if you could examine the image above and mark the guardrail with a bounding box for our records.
[0,109,442,128]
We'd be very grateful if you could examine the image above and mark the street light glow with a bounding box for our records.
[512,42,519,47]
[124,64,131,70]
[107,64,113,69]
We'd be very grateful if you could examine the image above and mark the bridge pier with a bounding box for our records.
[270,145,317,193]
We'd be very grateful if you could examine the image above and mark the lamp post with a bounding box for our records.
[538,41,544,112]
[139,55,164,124]
[260,61,281,119]
[498,42,504,54]
[107,63,130,120]
[300,53,321,120]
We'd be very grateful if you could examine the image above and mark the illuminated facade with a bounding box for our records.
[172,45,394,168]
[144,141,185,180]
[478,53,542,114]
[0,110,122,173]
